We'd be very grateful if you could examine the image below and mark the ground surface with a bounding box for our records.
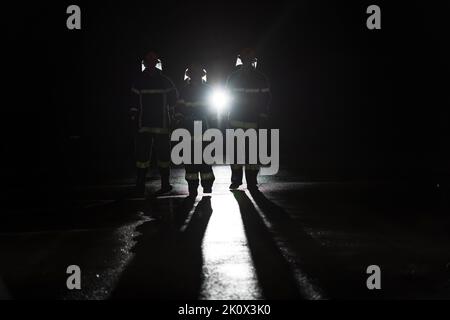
[1,166,449,300]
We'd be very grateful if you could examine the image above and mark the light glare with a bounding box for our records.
[209,87,231,114]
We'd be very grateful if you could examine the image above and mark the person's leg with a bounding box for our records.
[245,164,260,190]
[245,132,259,190]
[185,165,199,197]
[200,165,215,193]
[135,132,152,195]
[154,133,172,193]
[229,128,244,189]
[230,164,243,189]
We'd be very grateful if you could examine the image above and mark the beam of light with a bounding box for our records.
[199,191,261,300]
[208,87,231,115]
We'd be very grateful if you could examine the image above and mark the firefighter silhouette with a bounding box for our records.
[130,51,178,195]
[226,48,271,190]
[175,63,215,197]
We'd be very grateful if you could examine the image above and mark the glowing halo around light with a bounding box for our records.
[209,87,231,114]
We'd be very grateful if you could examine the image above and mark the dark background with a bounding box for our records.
[1,0,449,186]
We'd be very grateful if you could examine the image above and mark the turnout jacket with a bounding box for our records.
[131,68,178,134]
[175,82,212,134]
[226,67,271,128]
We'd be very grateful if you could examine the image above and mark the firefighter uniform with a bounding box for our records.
[176,68,215,196]
[226,52,271,189]
[131,62,178,194]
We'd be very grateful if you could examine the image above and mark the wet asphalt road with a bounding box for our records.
[1,166,450,299]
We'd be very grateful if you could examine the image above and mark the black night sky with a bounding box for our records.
[2,1,449,184]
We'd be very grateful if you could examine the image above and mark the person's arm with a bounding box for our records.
[259,75,271,128]
[260,75,271,119]
[173,85,186,127]
[165,77,179,124]
[130,83,140,121]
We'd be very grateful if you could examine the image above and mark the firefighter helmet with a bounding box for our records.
[184,63,207,83]
[235,48,258,69]
[141,51,163,71]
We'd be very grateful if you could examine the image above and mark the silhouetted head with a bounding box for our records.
[185,62,207,84]
[238,48,257,69]
[142,51,162,71]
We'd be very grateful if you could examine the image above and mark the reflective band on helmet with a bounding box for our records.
[157,161,171,168]
[136,161,151,169]
[229,120,258,129]
[185,173,199,181]
[200,172,215,180]
[246,164,260,171]
[139,127,169,134]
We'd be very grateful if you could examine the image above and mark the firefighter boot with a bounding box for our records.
[188,181,199,198]
[134,168,147,197]
[156,175,173,195]
[202,181,213,194]
[229,166,243,190]
[201,170,214,194]
[246,169,259,191]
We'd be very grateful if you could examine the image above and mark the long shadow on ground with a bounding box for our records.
[111,196,212,299]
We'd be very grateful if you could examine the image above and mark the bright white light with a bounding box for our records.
[209,87,231,114]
